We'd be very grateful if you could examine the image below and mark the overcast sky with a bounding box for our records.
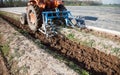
[102,0,120,4]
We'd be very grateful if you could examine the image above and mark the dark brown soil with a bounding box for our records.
[0,51,9,75]
[0,14,120,75]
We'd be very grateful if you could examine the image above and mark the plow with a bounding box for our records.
[20,0,85,37]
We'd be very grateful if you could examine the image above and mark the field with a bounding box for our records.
[0,6,120,31]
[0,6,120,75]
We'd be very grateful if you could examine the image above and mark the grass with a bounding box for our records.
[66,32,95,48]
[81,69,89,75]
[0,34,10,56]
[0,11,20,21]
[1,43,10,56]
[111,47,120,56]
[67,33,75,40]
[81,39,95,48]
[18,29,28,35]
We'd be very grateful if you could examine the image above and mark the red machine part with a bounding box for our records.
[28,0,63,9]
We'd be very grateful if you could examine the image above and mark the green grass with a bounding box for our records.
[87,39,95,47]
[1,43,10,56]
[81,69,89,75]
[66,32,95,48]
[0,34,10,56]
[0,11,20,21]
[18,29,28,35]
[78,39,95,48]
[111,47,120,56]
[67,33,75,40]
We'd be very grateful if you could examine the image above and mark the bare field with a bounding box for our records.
[0,6,120,31]
[0,6,120,75]
[0,18,80,75]
[0,10,120,75]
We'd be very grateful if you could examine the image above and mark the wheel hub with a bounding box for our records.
[29,12,36,24]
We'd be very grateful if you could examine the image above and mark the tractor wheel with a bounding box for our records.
[27,5,42,32]
[58,4,67,11]
[20,13,27,25]
[58,5,77,26]
[57,5,67,25]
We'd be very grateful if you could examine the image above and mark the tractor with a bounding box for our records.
[20,0,85,37]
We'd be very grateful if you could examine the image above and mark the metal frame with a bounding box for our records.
[42,11,74,26]
[39,10,85,37]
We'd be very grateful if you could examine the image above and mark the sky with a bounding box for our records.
[102,0,120,4]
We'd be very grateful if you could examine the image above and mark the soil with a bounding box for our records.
[0,52,9,75]
[60,28,120,58]
[0,14,120,75]
[0,18,79,75]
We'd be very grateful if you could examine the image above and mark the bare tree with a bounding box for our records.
[0,0,4,7]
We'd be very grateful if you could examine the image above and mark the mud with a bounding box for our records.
[0,14,120,75]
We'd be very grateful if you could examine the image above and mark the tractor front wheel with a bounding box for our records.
[20,13,27,25]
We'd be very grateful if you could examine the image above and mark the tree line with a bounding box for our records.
[64,1,102,6]
[0,0,27,7]
[0,0,102,7]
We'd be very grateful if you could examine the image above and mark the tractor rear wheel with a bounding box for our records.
[58,4,67,11]
[58,5,77,26]
[27,5,42,32]
[56,5,67,25]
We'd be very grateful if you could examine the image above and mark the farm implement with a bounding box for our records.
[20,0,85,37]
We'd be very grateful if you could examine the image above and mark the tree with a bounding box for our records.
[0,0,4,7]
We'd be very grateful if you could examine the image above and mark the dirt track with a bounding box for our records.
[0,14,120,75]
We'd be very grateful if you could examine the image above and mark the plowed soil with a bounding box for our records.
[0,14,120,75]
[0,50,10,75]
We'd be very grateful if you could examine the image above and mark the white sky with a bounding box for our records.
[102,0,120,4]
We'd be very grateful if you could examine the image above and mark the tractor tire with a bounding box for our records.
[58,5,77,26]
[20,13,27,25]
[27,5,42,32]
[57,5,67,25]
[58,4,67,11]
